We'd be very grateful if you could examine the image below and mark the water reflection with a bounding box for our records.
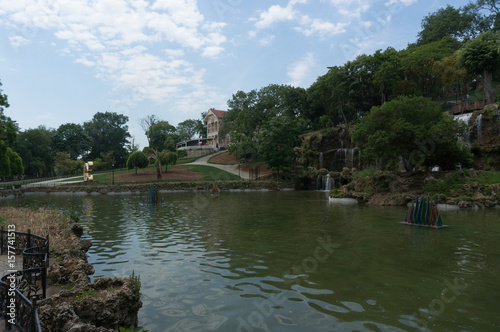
[1,192,499,331]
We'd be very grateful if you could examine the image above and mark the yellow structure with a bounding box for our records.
[83,161,94,182]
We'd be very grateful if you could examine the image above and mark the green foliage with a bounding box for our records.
[14,126,55,177]
[459,30,500,104]
[353,96,473,171]
[162,152,178,171]
[75,288,97,302]
[129,271,141,293]
[52,123,90,159]
[126,151,149,174]
[417,5,478,45]
[84,112,131,167]
[54,152,84,176]
[177,150,188,158]
[147,121,176,151]
[258,116,302,173]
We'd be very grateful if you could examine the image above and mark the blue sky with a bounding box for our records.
[0,0,471,149]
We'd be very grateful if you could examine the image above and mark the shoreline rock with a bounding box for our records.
[39,224,142,332]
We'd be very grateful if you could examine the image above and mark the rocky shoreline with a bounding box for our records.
[332,169,500,209]
[36,222,143,332]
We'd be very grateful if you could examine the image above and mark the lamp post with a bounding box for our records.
[112,164,115,185]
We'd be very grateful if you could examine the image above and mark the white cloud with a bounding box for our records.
[0,0,228,106]
[295,15,348,37]
[251,0,349,39]
[328,0,372,19]
[287,52,315,87]
[254,3,297,30]
[8,35,31,49]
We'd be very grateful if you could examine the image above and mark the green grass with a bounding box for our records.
[179,165,240,181]
[177,157,199,164]
[424,170,500,196]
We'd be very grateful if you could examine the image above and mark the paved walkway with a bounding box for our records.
[188,151,249,179]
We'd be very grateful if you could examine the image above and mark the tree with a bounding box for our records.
[84,112,131,166]
[399,38,456,98]
[52,123,90,159]
[0,80,23,178]
[93,151,116,171]
[416,5,479,45]
[54,152,84,176]
[126,151,149,174]
[14,126,55,177]
[138,114,160,147]
[259,116,302,178]
[148,121,176,151]
[176,119,204,141]
[435,51,474,103]
[148,148,164,181]
[161,152,178,172]
[352,96,472,172]
[458,30,500,104]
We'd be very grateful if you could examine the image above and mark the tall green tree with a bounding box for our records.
[458,30,500,104]
[83,112,131,167]
[352,96,472,172]
[176,119,204,141]
[14,126,55,177]
[52,123,90,159]
[259,116,302,178]
[0,80,23,178]
[399,38,456,98]
[148,121,176,151]
[417,5,479,45]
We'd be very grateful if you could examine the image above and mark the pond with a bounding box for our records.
[2,191,500,331]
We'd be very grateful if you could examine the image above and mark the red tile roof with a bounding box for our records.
[210,109,226,118]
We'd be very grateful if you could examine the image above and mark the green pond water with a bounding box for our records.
[2,191,500,331]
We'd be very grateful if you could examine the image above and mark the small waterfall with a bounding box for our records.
[475,114,483,144]
[333,148,359,170]
[316,174,334,191]
[454,113,473,145]
[319,152,324,169]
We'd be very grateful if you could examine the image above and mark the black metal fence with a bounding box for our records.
[0,280,42,332]
[0,228,48,331]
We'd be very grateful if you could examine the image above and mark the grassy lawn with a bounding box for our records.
[178,165,240,181]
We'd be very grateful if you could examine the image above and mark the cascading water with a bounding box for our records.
[475,114,483,144]
[316,174,334,191]
[319,152,324,169]
[454,113,473,145]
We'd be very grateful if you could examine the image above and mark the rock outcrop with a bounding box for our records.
[39,227,142,331]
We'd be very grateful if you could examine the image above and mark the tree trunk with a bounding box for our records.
[484,70,495,105]
[156,161,162,181]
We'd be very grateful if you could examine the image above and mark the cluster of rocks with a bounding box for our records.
[38,224,142,332]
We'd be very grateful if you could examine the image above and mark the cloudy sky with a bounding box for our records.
[0,0,470,149]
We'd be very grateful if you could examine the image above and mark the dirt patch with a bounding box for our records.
[209,151,240,164]
[107,166,204,183]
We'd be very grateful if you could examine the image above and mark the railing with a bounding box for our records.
[0,280,41,332]
[0,229,48,332]
[451,100,485,114]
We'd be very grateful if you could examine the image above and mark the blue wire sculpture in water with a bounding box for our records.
[143,184,164,206]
